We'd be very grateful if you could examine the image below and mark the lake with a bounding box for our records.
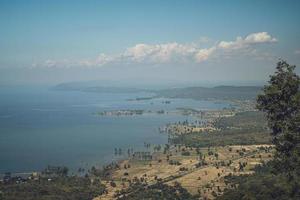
[0,86,230,173]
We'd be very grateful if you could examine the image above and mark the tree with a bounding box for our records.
[257,60,300,175]
[218,61,300,200]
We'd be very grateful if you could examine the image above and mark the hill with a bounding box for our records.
[54,82,262,100]
[156,86,262,100]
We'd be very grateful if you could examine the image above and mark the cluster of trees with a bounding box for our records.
[217,61,300,199]
[213,111,267,130]
[90,162,120,178]
[171,109,271,147]
[0,168,106,200]
[157,85,261,100]
[114,148,122,155]
[218,161,300,200]
[132,152,152,160]
[171,126,271,147]
[42,165,69,177]
[116,182,197,200]
[169,160,182,165]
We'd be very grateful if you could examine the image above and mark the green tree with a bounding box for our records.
[218,61,300,200]
[257,60,300,175]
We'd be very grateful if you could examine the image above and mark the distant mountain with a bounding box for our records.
[53,82,91,91]
[54,82,262,100]
[53,82,149,93]
[156,85,262,100]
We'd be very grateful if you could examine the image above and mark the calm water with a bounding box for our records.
[0,86,230,173]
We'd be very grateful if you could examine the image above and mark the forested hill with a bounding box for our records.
[156,86,262,100]
[54,82,262,100]
[53,82,147,93]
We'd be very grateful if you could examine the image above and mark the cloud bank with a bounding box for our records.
[35,32,277,68]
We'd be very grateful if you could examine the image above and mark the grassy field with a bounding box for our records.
[95,144,274,200]
[93,111,274,199]
[171,111,271,147]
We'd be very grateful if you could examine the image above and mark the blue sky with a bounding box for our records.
[0,0,299,86]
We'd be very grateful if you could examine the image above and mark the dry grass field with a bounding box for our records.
[95,144,274,200]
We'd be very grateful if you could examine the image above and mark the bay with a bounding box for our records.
[0,86,230,173]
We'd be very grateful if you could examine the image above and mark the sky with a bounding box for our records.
[0,0,300,87]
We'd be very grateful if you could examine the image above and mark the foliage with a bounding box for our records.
[218,61,300,200]
[157,86,261,100]
[171,128,270,147]
[217,163,300,200]
[0,176,105,200]
[171,111,270,147]
[257,60,300,174]
[181,151,191,156]
[42,165,69,177]
[116,182,197,200]
[213,111,267,130]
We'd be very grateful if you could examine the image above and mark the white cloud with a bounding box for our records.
[294,50,300,55]
[41,59,73,68]
[36,32,277,68]
[218,32,277,50]
[195,47,216,62]
[218,40,239,49]
[244,32,277,43]
[122,43,197,64]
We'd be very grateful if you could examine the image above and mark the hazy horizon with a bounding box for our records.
[0,78,266,89]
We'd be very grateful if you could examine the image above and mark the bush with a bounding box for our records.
[181,151,191,156]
